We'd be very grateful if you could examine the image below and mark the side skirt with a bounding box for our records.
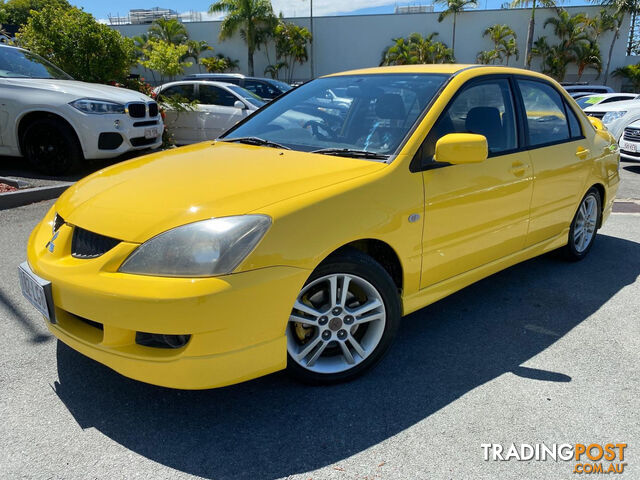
[402,229,569,316]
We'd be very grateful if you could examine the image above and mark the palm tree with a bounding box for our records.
[148,18,189,45]
[477,49,501,64]
[574,40,602,81]
[544,9,589,50]
[185,40,212,72]
[613,63,640,90]
[209,0,276,76]
[592,0,638,84]
[510,0,558,69]
[503,37,520,65]
[483,24,518,64]
[435,0,478,56]
[380,37,419,65]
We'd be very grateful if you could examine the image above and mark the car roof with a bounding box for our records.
[324,65,561,84]
[158,80,237,89]
[186,73,245,78]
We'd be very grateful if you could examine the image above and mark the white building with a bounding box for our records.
[112,6,636,89]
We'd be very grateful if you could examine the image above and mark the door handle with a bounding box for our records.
[575,147,590,158]
[509,161,527,175]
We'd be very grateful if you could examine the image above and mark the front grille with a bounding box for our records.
[623,128,640,142]
[621,149,640,157]
[130,136,159,147]
[588,112,605,120]
[148,102,158,117]
[71,227,120,258]
[127,102,146,118]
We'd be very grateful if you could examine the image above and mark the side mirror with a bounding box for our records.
[434,133,488,165]
[588,116,605,131]
[234,100,247,110]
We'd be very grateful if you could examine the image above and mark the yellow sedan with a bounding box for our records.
[20,65,620,389]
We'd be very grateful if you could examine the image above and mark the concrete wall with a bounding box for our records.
[113,6,632,89]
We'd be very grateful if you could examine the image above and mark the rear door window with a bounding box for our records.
[517,79,570,147]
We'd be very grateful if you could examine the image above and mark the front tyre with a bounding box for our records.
[23,118,83,175]
[287,249,401,384]
[564,188,601,261]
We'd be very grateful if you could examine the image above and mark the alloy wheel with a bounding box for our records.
[287,273,386,374]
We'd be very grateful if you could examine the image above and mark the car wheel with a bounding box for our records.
[564,188,601,261]
[286,249,401,384]
[23,118,83,175]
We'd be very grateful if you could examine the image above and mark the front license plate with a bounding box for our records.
[144,127,159,139]
[621,140,637,152]
[18,261,55,323]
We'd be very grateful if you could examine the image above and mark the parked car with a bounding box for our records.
[617,120,640,160]
[182,73,292,100]
[21,65,619,389]
[584,99,640,141]
[154,80,265,144]
[563,84,614,95]
[0,45,162,174]
[575,93,638,109]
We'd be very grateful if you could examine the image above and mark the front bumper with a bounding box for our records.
[65,106,163,160]
[27,210,310,389]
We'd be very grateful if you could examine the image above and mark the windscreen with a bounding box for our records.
[223,73,450,157]
[0,47,72,79]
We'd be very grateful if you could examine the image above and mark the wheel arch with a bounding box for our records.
[588,182,606,228]
[322,238,404,294]
[17,110,84,156]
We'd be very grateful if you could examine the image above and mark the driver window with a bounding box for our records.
[419,78,517,167]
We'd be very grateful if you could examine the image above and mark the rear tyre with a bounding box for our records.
[286,249,401,385]
[23,118,83,175]
[563,188,601,261]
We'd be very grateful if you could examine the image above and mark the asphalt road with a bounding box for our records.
[1,193,638,479]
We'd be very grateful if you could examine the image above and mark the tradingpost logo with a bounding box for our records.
[482,443,628,474]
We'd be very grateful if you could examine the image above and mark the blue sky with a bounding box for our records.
[72,0,590,22]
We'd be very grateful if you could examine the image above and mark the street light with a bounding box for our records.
[303,0,314,79]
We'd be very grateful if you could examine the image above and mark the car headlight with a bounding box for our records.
[70,99,125,114]
[118,215,271,277]
[601,111,626,124]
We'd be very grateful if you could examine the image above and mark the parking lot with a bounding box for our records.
[0,156,638,479]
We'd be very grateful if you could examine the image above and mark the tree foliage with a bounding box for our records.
[613,63,640,90]
[200,53,239,72]
[17,6,135,83]
[380,32,454,66]
[138,40,191,82]
[0,0,70,27]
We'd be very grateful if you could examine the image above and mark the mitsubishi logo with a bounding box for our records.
[46,231,59,253]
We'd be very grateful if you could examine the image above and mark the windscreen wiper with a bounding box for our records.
[222,136,291,150]
[310,148,389,160]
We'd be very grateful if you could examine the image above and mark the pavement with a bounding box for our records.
[0,164,639,479]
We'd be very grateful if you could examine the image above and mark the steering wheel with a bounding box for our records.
[303,120,336,141]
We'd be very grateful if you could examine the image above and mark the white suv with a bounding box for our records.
[0,45,162,174]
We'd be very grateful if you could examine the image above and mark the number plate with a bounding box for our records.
[144,127,159,139]
[18,262,55,323]
[621,140,637,153]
